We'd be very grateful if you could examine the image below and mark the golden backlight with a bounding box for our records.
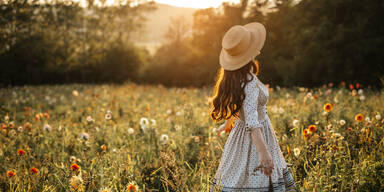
[74,0,240,8]
[154,0,240,8]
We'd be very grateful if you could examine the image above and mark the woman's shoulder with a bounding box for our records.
[244,73,260,92]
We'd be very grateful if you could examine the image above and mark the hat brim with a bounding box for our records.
[219,22,266,71]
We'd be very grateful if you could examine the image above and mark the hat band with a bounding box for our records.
[225,31,251,56]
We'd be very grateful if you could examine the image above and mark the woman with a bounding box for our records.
[209,22,297,191]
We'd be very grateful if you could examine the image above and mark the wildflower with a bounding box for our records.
[35,114,41,121]
[278,107,285,114]
[375,114,381,120]
[326,124,333,129]
[105,113,112,120]
[128,128,135,135]
[70,156,77,163]
[17,149,26,156]
[69,175,83,190]
[333,97,339,103]
[293,148,300,157]
[339,119,346,126]
[43,124,52,132]
[7,171,15,177]
[303,129,310,138]
[313,94,318,99]
[139,117,149,129]
[166,109,172,115]
[358,89,363,95]
[17,126,23,132]
[71,163,80,171]
[355,114,364,123]
[323,103,333,112]
[174,124,182,131]
[44,113,50,119]
[72,90,79,97]
[4,115,9,121]
[30,167,39,174]
[81,132,89,140]
[359,95,365,101]
[99,187,112,192]
[356,83,360,89]
[176,111,182,116]
[101,144,107,151]
[86,116,93,122]
[150,119,157,126]
[8,122,14,128]
[126,183,137,192]
[308,125,316,133]
[1,124,6,129]
[351,89,357,96]
[212,127,217,133]
[160,134,169,144]
[349,84,354,90]
[325,89,332,95]
[347,127,353,131]
[194,136,200,143]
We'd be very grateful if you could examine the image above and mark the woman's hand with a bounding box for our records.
[258,149,274,176]
[217,117,234,137]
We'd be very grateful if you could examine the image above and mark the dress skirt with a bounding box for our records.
[210,117,297,192]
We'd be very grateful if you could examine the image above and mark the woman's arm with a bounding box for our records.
[217,116,234,137]
[250,128,268,154]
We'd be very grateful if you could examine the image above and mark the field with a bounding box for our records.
[0,83,383,192]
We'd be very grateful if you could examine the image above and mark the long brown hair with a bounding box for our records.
[210,59,260,122]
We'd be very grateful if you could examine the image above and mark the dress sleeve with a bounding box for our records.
[243,81,263,132]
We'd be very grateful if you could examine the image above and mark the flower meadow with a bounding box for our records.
[0,83,383,191]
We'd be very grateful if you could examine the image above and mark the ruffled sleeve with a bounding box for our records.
[243,80,263,132]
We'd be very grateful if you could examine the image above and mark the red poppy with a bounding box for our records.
[30,167,39,174]
[71,163,80,171]
[17,149,26,156]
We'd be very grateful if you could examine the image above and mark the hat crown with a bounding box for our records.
[222,25,251,56]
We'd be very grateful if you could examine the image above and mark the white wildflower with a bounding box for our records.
[293,148,300,157]
[359,95,365,101]
[358,89,363,95]
[339,119,346,126]
[375,114,381,120]
[176,111,182,116]
[128,127,135,134]
[140,117,149,129]
[160,134,169,144]
[174,124,182,131]
[81,132,89,140]
[72,90,79,97]
[86,116,93,122]
[105,113,112,120]
[150,119,157,126]
[292,120,300,127]
[44,124,52,132]
[166,109,172,115]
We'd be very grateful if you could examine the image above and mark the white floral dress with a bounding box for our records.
[210,73,297,192]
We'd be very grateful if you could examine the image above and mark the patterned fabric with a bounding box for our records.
[210,73,297,192]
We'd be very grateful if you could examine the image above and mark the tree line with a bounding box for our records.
[1,0,383,88]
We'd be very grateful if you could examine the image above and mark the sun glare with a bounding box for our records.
[154,0,240,8]
[73,0,240,8]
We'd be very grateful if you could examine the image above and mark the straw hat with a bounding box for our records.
[219,22,266,71]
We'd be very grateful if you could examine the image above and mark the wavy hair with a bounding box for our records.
[210,59,259,122]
